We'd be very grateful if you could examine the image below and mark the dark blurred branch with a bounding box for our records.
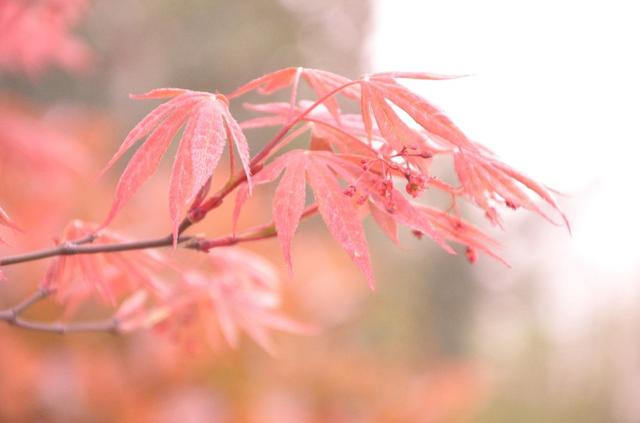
[0,287,120,334]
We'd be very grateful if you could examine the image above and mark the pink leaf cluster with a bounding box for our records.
[43,220,169,313]
[228,68,566,286]
[102,90,252,241]
[123,248,311,354]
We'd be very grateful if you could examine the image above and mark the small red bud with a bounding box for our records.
[465,247,477,264]
[343,185,356,197]
[411,229,424,240]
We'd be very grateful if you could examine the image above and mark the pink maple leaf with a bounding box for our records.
[101,89,253,241]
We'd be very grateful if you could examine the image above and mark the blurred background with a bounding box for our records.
[1,0,639,421]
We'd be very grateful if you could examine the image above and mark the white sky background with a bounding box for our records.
[371,0,640,335]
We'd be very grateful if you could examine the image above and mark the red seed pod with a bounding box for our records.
[505,199,518,210]
[344,185,357,197]
[465,246,477,264]
[411,229,424,240]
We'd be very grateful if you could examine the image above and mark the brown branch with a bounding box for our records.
[191,204,319,251]
[0,234,193,267]
[0,287,120,334]
[2,316,120,334]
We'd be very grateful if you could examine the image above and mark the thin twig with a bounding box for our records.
[3,316,120,334]
[0,286,119,334]
[0,235,193,267]
[10,287,51,315]
[192,204,319,250]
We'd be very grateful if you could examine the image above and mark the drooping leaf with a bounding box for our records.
[187,99,226,214]
[365,83,425,153]
[453,151,569,229]
[168,116,196,242]
[365,78,477,152]
[306,155,375,288]
[272,152,307,274]
[221,101,253,192]
[369,201,399,245]
[417,205,507,265]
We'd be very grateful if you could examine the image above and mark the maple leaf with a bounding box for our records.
[359,72,473,153]
[453,150,568,228]
[150,248,311,354]
[228,67,360,122]
[233,149,375,287]
[102,89,252,241]
[42,220,170,314]
[416,205,507,265]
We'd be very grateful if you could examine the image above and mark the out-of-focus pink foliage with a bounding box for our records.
[0,100,89,178]
[0,0,92,77]
[43,220,169,312]
[125,248,311,354]
[0,99,93,247]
